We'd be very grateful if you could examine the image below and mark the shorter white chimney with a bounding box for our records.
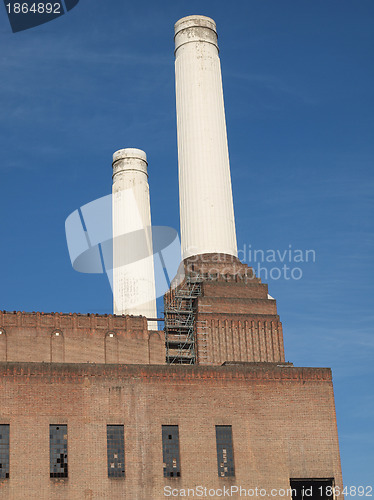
[112,148,158,330]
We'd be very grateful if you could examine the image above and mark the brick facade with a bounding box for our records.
[165,254,285,364]
[0,254,344,498]
[0,311,165,365]
[0,362,343,500]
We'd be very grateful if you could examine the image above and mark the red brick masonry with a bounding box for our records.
[166,254,285,364]
[0,362,343,500]
[0,310,165,365]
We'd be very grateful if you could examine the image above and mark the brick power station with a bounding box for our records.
[0,15,343,500]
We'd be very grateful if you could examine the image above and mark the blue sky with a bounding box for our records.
[1,0,373,487]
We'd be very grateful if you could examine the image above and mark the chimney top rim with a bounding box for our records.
[174,15,217,36]
[112,148,147,166]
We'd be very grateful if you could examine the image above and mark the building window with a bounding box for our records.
[107,425,125,478]
[50,425,68,478]
[0,424,10,479]
[216,425,235,477]
[162,425,181,478]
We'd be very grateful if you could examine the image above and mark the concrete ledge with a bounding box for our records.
[0,361,332,382]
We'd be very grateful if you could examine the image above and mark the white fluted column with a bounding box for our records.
[174,15,238,261]
[112,148,157,330]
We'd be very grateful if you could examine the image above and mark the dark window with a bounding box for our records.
[0,424,10,479]
[50,425,68,478]
[290,479,335,500]
[162,425,181,478]
[216,425,235,477]
[107,425,125,478]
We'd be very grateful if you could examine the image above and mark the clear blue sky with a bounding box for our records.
[1,0,373,487]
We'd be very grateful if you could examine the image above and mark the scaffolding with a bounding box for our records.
[164,276,203,364]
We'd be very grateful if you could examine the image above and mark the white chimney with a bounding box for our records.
[112,148,158,330]
[174,15,238,261]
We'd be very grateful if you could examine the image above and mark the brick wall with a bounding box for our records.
[0,311,165,365]
[165,254,286,365]
[0,362,343,500]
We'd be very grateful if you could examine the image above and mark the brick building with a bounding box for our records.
[0,14,343,500]
[0,255,344,499]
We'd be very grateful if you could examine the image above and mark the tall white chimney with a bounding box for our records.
[112,148,158,330]
[174,15,238,261]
